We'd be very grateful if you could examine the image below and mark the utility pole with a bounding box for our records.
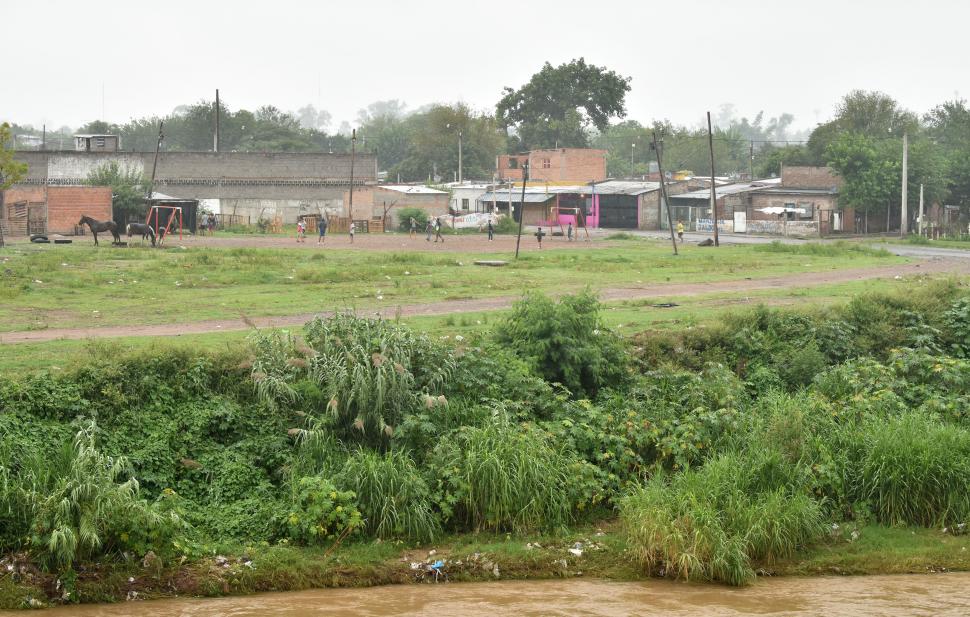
[349,129,356,221]
[458,129,463,183]
[749,140,754,180]
[900,131,909,237]
[42,124,46,151]
[214,89,220,153]
[707,111,720,247]
[652,131,678,256]
[514,161,529,259]
[146,122,164,201]
[631,142,636,174]
[918,183,925,236]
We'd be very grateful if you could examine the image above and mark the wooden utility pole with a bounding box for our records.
[900,131,909,237]
[652,131,678,256]
[214,89,220,153]
[349,129,356,221]
[749,140,754,180]
[514,161,529,259]
[146,122,164,201]
[707,111,720,247]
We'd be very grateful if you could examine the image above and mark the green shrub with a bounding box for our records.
[775,342,827,389]
[494,215,518,234]
[335,449,439,542]
[860,413,970,526]
[29,423,186,570]
[493,291,629,399]
[397,207,429,232]
[431,416,578,532]
[942,297,970,358]
[303,314,455,448]
[284,476,362,546]
[620,450,825,586]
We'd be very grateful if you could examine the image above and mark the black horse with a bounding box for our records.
[126,222,156,246]
[78,215,121,246]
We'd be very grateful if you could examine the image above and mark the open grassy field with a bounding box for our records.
[0,237,898,334]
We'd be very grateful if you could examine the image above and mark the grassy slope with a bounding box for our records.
[2,526,966,608]
[0,240,897,332]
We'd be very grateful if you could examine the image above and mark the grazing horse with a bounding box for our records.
[78,215,121,246]
[126,222,156,246]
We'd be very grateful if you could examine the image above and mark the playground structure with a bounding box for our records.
[146,204,183,246]
[545,203,591,241]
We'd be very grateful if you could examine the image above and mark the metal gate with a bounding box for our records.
[27,203,47,235]
[597,195,638,229]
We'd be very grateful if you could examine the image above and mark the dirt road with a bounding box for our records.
[3,258,966,344]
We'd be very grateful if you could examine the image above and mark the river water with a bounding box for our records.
[8,574,970,616]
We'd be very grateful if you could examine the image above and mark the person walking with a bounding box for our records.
[409,216,417,239]
[434,217,444,243]
[676,220,685,243]
[200,213,208,237]
[349,221,356,244]
[296,218,306,243]
[487,218,494,241]
[535,226,545,249]
[567,221,573,241]
[425,219,433,242]
[317,215,328,244]
[208,214,215,235]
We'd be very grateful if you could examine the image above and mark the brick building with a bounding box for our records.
[748,166,848,234]
[342,185,450,229]
[1,186,112,236]
[496,148,607,183]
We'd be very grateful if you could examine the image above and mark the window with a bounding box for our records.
[542,158,551,169]
[508,158,518,169]
[461,198,469,210]
[95,137,105,147]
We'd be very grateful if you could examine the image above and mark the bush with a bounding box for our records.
[335,449,439,542]
[284,476,362,546]
[431,417,577,532]
[397,207,429,232]
[302,314,456,448]
[493,291,629,399]
[28,423,186,570]
[860,413,970,526]
[620,450,825,586]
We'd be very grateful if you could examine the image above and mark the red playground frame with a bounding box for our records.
[146,205,183,246]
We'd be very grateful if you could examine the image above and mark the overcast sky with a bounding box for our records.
[5,0,968,133]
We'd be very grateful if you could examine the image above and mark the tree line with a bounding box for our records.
[6,59,970,218]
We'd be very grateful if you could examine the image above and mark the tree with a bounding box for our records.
[86,162,148,225]
[808,90,919,162]
[756,144,813,177]
[385,104,506,183]
[926,100,970,213]
[496,58,631,150]
[1,122,29,246]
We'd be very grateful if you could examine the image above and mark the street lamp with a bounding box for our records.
[631,143,636,174]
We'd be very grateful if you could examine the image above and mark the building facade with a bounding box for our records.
[496,148,607,183]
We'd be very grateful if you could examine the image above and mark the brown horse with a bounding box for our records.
[78,215,122,246]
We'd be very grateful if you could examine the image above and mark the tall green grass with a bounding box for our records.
[861,413,970,526]
[753,240,891,258]
[335,449,439,542]
[620,450,825,586]
[431,417,574,532]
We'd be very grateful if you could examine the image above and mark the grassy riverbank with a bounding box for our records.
[2,280,969,608]
[2,525,967,608]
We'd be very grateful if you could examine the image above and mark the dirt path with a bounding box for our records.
[3,258,966,345]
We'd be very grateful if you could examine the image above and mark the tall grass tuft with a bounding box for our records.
[335,449,439,542]
[431,416,573,532]
[860,413,970,526]
[620,449,825,586]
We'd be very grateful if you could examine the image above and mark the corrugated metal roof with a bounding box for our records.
[589,180,661,195]
[479,191,558,203]
[379,185,449,195]
[671,181,779,201]
[756,187,838,196]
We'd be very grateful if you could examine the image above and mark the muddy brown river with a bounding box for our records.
[6,574,970,616]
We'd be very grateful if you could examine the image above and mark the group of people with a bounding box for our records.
[198,212,217,236]
[296,216,332,244]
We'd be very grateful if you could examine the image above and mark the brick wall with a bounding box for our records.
[781,166,842,189]
[47,187,112,234]
[497,149,607,183]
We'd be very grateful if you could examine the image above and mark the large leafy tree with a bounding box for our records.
[496,58,631,150]
[825,132,897,230]
[808,90,919,162]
